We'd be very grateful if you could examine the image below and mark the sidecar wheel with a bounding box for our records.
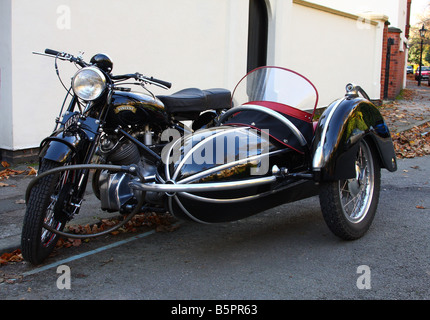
[319,139,381,240]
[21,159,73,265]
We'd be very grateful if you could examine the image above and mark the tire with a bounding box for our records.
[21,159,75,265]
[319,139,381,240]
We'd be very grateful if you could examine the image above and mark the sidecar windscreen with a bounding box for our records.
[231,67,318,116]
[226,67,319,153]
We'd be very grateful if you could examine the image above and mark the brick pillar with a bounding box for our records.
[380,21,389,100]
[381,25,406,100]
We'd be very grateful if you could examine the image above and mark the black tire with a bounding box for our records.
[21,159,74,265]
[319,139,381,240]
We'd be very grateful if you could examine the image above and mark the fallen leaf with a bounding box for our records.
[1,161,10,168]
[0,249,23,265]
[27,167,37,176]
[72,239,82,247]
[100,257,114,266]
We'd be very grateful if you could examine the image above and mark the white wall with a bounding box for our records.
[309,0,407,31]
[0,0,13,149]
[267,0,386,107]
[1,0,249,151]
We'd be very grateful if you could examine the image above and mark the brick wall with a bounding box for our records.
[0,147,39,165]
[381,25,407,100]
[380,21,389,100]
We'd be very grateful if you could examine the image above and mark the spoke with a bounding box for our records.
[338,141,376,223]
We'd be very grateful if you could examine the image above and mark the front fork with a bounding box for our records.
[39,112,103,219]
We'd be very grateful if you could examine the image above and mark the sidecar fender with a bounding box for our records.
[311,97,397,182]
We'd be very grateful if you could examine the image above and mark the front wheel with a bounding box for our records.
[319,140,381,240]
[21,159,76,265]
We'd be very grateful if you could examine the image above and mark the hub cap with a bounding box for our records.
[339,141,375,223]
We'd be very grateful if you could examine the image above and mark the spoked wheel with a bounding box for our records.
[21,159,76,265]
[319,139,381,240]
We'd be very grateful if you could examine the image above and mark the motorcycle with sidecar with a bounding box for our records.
[23,64,397,265]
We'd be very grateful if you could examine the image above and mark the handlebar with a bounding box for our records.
[44,48,62,56]
[139,75,172,89]
[40,48,88,68]
[111,73,172,89]
[36,48,172,89]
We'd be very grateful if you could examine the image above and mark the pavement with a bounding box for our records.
[1,77,429,256]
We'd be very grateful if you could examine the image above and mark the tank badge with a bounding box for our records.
[114,105,137,114]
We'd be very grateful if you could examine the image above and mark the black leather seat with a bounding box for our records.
[157,88,231,114]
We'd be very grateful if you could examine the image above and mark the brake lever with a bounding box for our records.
[135,73,171,90]
[32,51,88,68]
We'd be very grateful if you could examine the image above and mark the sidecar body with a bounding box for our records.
[130,67,397,238]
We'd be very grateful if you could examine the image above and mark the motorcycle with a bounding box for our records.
[23,54,398,266]
[21,49,231,265]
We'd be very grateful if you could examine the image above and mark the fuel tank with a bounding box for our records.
[106,91,168,128]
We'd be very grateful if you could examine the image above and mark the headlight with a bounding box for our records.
[72,67,107,101]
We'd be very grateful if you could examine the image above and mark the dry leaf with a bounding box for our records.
[1,161,10,168]
[27,167,37,175]
[0,249,23,265]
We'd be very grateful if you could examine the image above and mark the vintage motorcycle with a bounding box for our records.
[21,49,231,265]
[23,54,398,265]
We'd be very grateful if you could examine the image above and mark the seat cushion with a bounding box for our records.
[203,88,231,110]
[158,88,231,115]
[157,88,207,114]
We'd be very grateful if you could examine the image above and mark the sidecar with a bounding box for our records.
[130,66,397,240]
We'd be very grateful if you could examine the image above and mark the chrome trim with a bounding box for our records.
[178,149,286,184]
[178,179,305,204]
[219,104,308,147]
[312,98,345,170]
[129,176,276,193]
[179,190,269,204]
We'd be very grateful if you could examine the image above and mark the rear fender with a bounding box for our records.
[312,97,397,181]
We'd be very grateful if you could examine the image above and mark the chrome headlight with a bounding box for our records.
[72,67,107,101]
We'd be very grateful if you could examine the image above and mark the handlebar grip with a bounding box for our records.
[149,77,172,89]
[45,48,62,56]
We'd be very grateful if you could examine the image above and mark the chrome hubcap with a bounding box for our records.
[339,141,374,223]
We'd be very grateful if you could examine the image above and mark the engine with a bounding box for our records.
[94,128,158,214]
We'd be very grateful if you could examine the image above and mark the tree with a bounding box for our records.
[425,50,430,65]
[408,5,430,66]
